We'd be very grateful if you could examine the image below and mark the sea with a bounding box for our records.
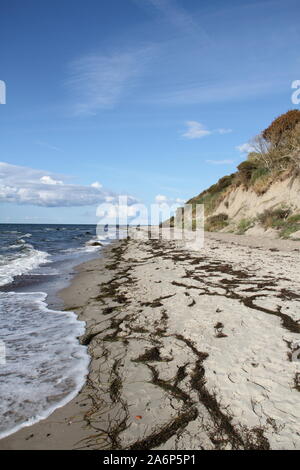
[0,223,120,439]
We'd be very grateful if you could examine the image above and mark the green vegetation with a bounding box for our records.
[262,109,300,148]
[278,214,300,238]
[205,213,229,232]
[188,174,234,215]
[257,208,291,229]
[258,208,290,229]
[243,110,300,189]
[170,110,300,237]
[235,160,259,187]
[236,218,254,235]
[190,109,300,207]
[257,208,300,238]
[250,167,269,184]
[186,110,300,233]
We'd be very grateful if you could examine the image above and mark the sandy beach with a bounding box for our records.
[1,230,300,450]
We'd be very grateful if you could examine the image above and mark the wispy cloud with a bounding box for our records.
[236,142,255,153]
[145,0,209,41]
[150,78,286,106]
[36,141,63,152]
[66,47,154,116]
[0,162,136,207]
[218,128,233,135]
[182,121,232,140]
[182,121,211,139]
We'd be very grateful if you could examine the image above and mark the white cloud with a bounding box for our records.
[0,162,132,207]
[91,181,102,189]
[155,194,167,202]
[218,128,232,134]
[236,142,255,153]
[40,175,63,185]
[182,121,233,140]
[66,47,154,116]
[96,196,147,225]
[175,197,186,204]
[182,121,212,139]
[155,194,186,205]
[206,159,235,165]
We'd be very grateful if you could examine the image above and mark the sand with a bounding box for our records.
[1,230,300,450]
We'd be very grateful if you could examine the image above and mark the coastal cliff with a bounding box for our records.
[186,110,300,239]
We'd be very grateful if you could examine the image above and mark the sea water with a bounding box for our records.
[0,223,116,438]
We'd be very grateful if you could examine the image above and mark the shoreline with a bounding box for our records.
[0,241,118,450]
[1,231,300,450]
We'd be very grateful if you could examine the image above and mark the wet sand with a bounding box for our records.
[1,231,300,450]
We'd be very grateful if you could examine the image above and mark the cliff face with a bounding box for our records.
[214,175,300,219]
[184,110,300,239]
[200,174,300,239]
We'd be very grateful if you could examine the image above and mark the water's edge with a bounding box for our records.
[0,250,105,440]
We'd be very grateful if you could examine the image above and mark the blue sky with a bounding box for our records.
[0,0,300,223]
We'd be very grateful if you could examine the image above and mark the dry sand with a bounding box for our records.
[1,230,300,450]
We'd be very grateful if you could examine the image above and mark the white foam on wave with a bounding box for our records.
[63,243,101,255]
[0,245,49,286]
[21,233,32,238]
[0,291,89,439]
[64,236,106,255]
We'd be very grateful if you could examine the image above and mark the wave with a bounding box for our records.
[0,246,49,287]
[0,291,89,439]
[0,225,107,438]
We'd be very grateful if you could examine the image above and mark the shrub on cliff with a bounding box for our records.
[205,213,229,231]
[257,209,300,238]
[187,173,235,215]
[262,110,300,148]
[236,160,259,186]
[258,208,291,229]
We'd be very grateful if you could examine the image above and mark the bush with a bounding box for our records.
[190,189,228,215]
[279,214,300,238]
[251,170,278,196]
[250,167,269,184]
[258,208,291,229]
[188,174,235,203]
[236,160,259,186]
[236,218,254,234]
[217,174,235,191]
[205,213,229,232]
[262,109,300,148]
[286,214,300,224]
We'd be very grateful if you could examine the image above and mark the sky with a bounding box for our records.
[0,0,300,224]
